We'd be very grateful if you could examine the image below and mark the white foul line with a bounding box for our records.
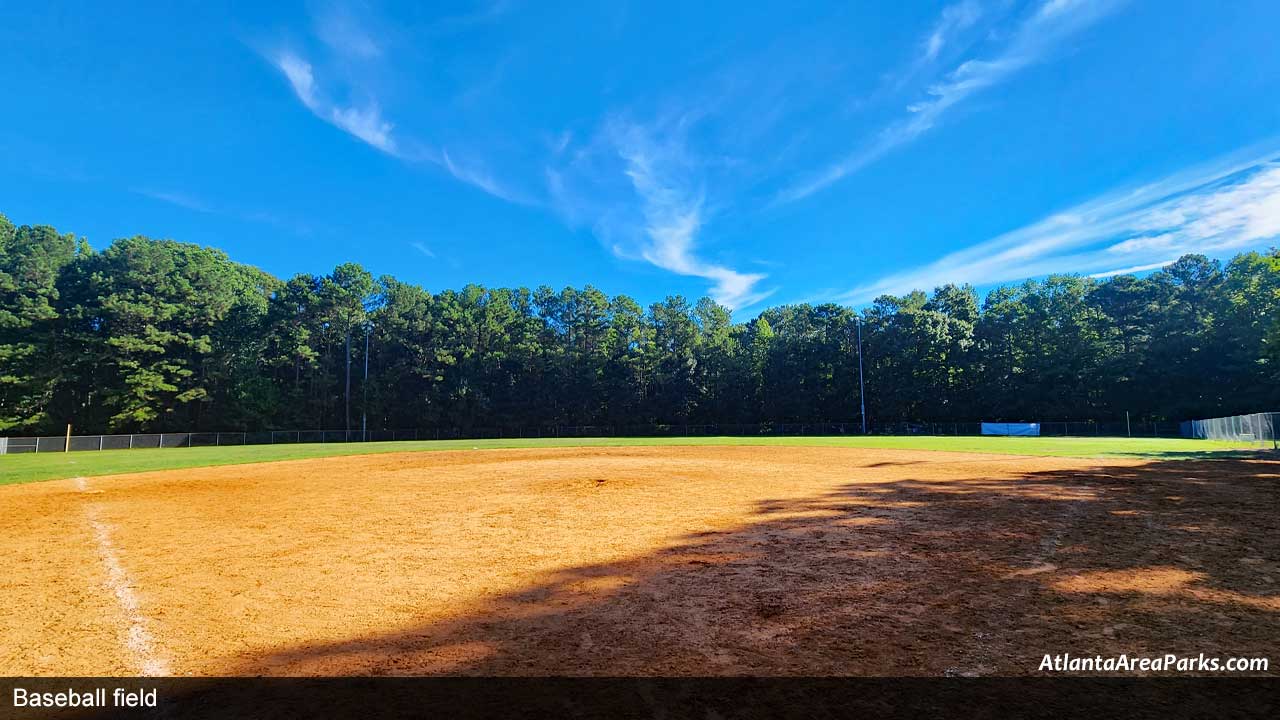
[76,477,171,676]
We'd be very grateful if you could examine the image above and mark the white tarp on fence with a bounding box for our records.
[981,422,1041,436]
[1181,412,1276,445]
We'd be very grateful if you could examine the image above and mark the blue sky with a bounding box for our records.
[3,0,1279,315]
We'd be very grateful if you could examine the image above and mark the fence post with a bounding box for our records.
[99,435,103,451]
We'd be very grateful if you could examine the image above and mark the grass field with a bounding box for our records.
[2,443,1276,676]
[0,435,1254,486]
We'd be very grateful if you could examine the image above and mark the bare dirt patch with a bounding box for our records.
[2,446,1276,676]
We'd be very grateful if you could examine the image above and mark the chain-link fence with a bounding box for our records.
[1180,412,1278,448]
[870,420,1183,438]
[0,429,419,454]
[0,417,1210,454]
[1,424,857,453]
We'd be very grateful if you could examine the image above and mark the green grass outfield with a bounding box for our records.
[0,435,1257,487]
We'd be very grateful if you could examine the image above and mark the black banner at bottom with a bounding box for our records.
[1,677,1276,719]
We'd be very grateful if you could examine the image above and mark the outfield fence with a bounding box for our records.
[0,418,1207,455]
[872,420,1184,438]
[1181,412,1278,448]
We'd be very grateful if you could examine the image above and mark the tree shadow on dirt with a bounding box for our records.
[233,458,1279,678]
[1099,449,1275,460]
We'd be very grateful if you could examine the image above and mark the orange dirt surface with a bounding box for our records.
[2,446,1277,676]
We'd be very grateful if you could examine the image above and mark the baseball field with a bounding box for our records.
[2,437,1276,676]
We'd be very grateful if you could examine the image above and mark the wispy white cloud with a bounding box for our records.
[272,51,398,155]
[922,0,984,62]
[839,144,1280,302]
[268,47,532,204]
[314,2,383,59]
[329,102,396,152]
[619,125,774,310]
[440,149,527,204]
[777,0,1124,204]
[549,130,573,155]
[548,119,774,310]
[256,2,534,203]
[410,241,435,258]
[133,188,212,213]
[132,188,318,235]
[1088,259,1175,278]
[275,52,319,107]
[1106,164,1280,254]
[424,0,517,35]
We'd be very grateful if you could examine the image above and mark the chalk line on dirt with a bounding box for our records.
[75,477,171,676]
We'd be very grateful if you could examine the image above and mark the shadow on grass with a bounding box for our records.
[214,457,1280,678]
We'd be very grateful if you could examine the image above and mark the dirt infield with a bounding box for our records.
[2,446,1277,676]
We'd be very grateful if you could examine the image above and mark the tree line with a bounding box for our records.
[2,211,1278,435]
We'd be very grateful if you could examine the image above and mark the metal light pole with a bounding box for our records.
[362,323,372,442]
[856,315,867,435]
[344,323,352,440]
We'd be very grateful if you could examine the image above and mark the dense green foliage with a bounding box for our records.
[1,211,1277,434]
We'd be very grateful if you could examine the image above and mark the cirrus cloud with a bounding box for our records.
[839,144,1280,303]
